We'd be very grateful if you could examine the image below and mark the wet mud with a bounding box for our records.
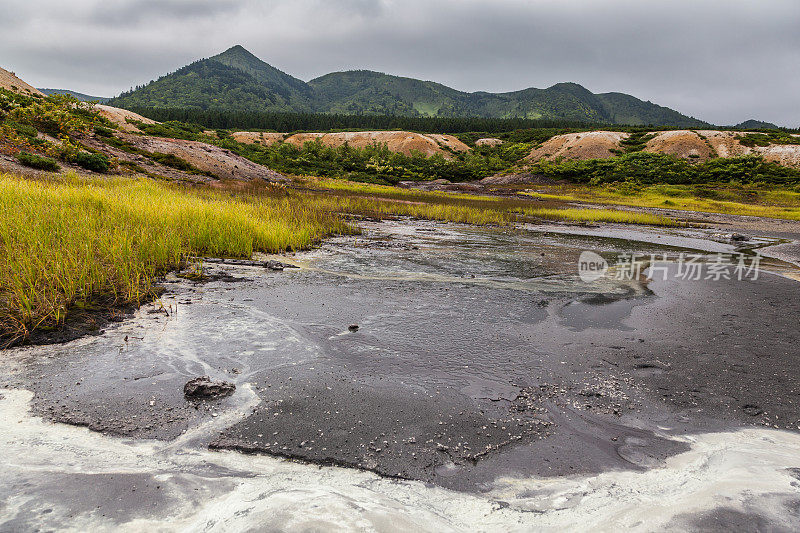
[2,219,800,530]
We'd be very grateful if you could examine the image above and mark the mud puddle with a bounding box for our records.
[2,219,800,530]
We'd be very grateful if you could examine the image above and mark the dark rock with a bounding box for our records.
[183,376,235,400]
[711,232,750,243]
[634,360,672,371]
[348,324,360,332]
[741,404,763,417]
[265,260,299,270]
[480,172,550,185]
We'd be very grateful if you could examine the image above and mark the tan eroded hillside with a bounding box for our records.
[0,67,44,96]
[527,131,628,161]
[94,105,158,133]
[527,130,800,168]
[234,131,470,158]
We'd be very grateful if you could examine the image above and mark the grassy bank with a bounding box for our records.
[1,171,682,343]
[0,173,349,342]
[298,177,678,225]
[0,172,513,342]
[521,184,800,221]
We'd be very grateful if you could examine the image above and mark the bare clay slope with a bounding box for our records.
[74,107,287,182]
[95,105,157,133]
[233,130,470,158]
[527,130,800,168]
[0,67,43,96]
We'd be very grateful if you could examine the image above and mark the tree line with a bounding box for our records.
[119,106,601,134]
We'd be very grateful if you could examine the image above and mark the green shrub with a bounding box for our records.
[9,122,38,139]
[738,132,800,147]
[149,152,195,171]
[16,152,60,171]
[94,126,114,137]
[530,152,800,186]
[619,131,656,153]
[73,151,110,173]
[136,121,203,140]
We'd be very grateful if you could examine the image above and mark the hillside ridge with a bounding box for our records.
[109,46,708,127]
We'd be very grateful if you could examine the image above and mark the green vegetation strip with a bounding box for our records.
[522,183,800,221]
[515,207,675,226]
[528,152,800,186]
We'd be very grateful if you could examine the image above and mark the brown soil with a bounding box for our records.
[475,138,504,147]
[282,131,469,158]
[0,153,95,179]
[526,129,800,168]
[752,143,800,168]
[696,130,749,158]
[644,130,715,161]
[0,67,43,96]
[70,132,286,184]
[527,131,628,161]
[113,133,286,182]
[694,130,800,167]
[427,134,470,153]
[480,172,550,185]
[95,105,157,133]
[229,132,285,146]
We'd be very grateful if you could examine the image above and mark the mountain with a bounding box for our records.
[308,70,468,117]
[39,88,110,103]
[109,45,708,127]
[307,76,708,127]
[110,45,314,113]
[735,119,779,130]
[593,92,703,128]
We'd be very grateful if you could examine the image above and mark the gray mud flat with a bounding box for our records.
[2,220,800,531]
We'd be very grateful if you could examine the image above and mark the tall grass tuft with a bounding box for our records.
[0,173,349,342]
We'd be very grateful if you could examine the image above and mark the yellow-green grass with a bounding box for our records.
[516,207,676,226]
[315,193,512,225]
[234,178,515,225]
[518,191,578,202]
[0,172,688,342]
[521,185,800,221]
[0,172,349,341]
[299,176,504,203]
[304,178,677,225]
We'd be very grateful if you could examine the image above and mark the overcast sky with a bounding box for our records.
[2,0,799,126]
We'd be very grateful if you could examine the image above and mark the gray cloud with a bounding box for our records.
[88,0,246,26]
[2,0,798,126]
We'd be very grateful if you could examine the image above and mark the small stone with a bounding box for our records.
[183,376,236,400]
[348,324,359,332]
[742,404,763,417]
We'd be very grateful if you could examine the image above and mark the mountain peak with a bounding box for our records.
[214,45,259,62]
[207,45,311,97]
[735,119,779,130]
[547,82,592,95]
